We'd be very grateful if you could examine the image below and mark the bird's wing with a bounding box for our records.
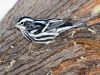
[46,20,66,31]
[34,18,66,32]
[42,19,66,32]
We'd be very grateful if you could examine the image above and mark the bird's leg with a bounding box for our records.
[28,43,33,53]
[41,43,48,49]
[33,43,51,55]
[40,40,56,50]
[28,42,51,55]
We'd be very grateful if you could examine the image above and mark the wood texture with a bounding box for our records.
[0,0,100,75]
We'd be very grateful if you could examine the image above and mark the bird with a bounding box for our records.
[13,16,87,45]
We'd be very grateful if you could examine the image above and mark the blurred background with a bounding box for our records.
[0,0,18,20]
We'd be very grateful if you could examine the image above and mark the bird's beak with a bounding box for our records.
[10,24,20,30]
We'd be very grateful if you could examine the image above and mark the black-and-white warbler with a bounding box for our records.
[14,16,87,45]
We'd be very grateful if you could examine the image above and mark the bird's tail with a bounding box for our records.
[72,22,87,28]
[57,22,87,33]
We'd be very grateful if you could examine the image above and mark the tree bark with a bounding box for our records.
[0,0,100,75]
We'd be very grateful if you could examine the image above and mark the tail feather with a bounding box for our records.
[57,22,87,33]
[72,22,87,27]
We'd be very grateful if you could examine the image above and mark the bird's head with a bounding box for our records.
[14,16,34,30]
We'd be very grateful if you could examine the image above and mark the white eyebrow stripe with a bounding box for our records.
[35,21,46,24]
[20,18,33,22]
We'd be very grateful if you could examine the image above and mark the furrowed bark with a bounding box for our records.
[0,0,100,75]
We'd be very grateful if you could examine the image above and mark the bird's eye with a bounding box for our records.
[21,22,24,25]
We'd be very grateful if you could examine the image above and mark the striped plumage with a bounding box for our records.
[14,16,86,44]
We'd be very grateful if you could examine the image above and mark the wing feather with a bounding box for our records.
[34,18,67,33]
